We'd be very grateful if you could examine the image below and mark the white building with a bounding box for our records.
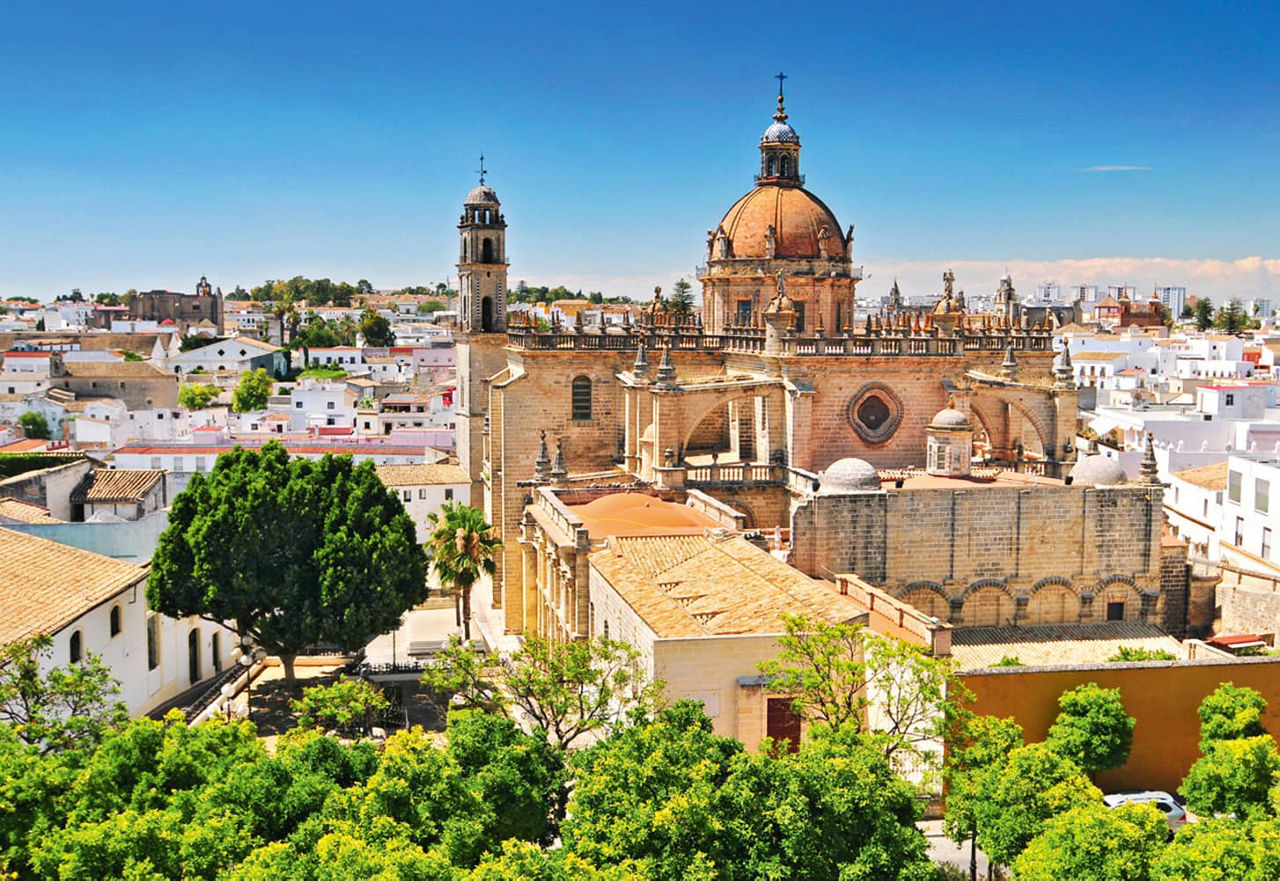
[374,463,470,543]
[1155,286,1188,319]
[165,336,284,377]
[287,379,356,431]
[0,527,237,718]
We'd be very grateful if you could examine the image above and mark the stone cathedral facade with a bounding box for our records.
[455,87,1183,642]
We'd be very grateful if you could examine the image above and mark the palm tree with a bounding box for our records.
[425,502,502,642]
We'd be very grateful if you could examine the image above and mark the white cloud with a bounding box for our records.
[1080,165,1152,172]
[866,257,1280,303]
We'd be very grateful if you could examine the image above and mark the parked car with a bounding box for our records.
[1103,790,1193,835]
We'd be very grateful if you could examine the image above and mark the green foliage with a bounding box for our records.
[974,742,1102,867]
[1107,647,1177,662]
[178,333,218,352]
[177,383,220,410]
[232,368,272,412]
[0,451,84,478]
[422,635,661,752]
[1180,735,1280,820]
[292,677,390,736]
[991,655,1023,667]
[417,300,447,314]
[759,614,958,769]
[668,278,694,317]
[942,714,1024,847]
[1013,802,1168,881]
[1045,683,1135,775]
[119,348,144,361]
[1215,298,1259,334]
[565,703,935,880]
[17,411,50,440]
[1198,682,1268,749]
[0,635,126,755]
[359,308,395,347]
[148,442,427,679]
[469,839,643,879]
[1194,297,1215,331]
[1153,816,1280,879]
[297,366,349,380]
[425,502,501,641]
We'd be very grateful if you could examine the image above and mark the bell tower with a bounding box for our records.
[457,155,507,333]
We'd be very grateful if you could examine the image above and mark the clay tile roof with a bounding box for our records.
[950,622,1184,670]
[374,463,469,486]
[61,361,171,378]
[1073,351,1127,361]
[0,527,146,644]
[1173,461,1230,491]
[0,438,50,453]
[589,533,865,638]
[0,498,63,523]
[70,469,165,503]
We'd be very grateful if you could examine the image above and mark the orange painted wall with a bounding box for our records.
[959,658,1280,794]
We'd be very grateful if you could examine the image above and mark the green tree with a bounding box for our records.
[291,677,389,736]
[360,308,395,347]
[148,442,427,679]
[232,367,272,412]
[17,411,50,440]
[424,502,500,641]
[1013,802,1167,881]
[1194,297,1215,331]
[0,635,126,754]
[1179,735,1280,820]
[974,742,1102,868]
[1154,817,1280,879]
[943,714,1024,881]
[1045,682,1135,776]
[1107,646,1177,662]
[1198,682,1268,749]
[178,383,220,410]
[668,278,695,318]
[1179,302,1194,320]
[1215,298,1257,334]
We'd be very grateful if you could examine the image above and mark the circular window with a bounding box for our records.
[847,382,903,444]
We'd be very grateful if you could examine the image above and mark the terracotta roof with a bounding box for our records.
[0,438,50,453]
[589,533,865,638]
[1073,351,1127,361]
[71,469,165,503]
[374,463,469,486]
[718,185,843,260]
[571,492,719,537]
[0,498,63,523]
[950,622,1184,670]
[0,527,146,644]
[61,361,171,378]
[1173,461,1230,491]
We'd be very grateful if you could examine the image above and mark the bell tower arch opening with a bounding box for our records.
[456,153,507,334]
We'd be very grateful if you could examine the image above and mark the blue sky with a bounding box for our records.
[2,1,1278,302]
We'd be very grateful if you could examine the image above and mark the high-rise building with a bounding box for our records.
[1154,285,1187,318]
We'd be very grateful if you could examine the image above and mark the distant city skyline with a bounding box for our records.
[2,1,1278,304]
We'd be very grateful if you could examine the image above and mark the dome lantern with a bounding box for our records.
[759,73,802,186]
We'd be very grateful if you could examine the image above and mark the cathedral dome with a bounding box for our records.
[717,186,842,260]
[1069,454,1127,487]
[465,184,500,206]
[762,119,799,144]
[818,457,882,494]
[930,406,971,429]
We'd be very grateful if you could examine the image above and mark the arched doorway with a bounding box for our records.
[481,297,494,332]
[481,238,494,263]
[188,629,201,685]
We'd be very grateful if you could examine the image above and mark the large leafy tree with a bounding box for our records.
[1154,817,1280,879]
[0,635,126,755]
[148,442,427,679]
[232,367,272,412]
[973,742,1102,868]
[425,502,501,641]
[1194,297,1215,331]
[1012,802,1168,881]
[667,278,695,319]
[1045,682,1135,776]
[17,411,50,440]
[1180,735,1280,821]
[359,308,395,347]
[178,382,220,410]
[1198,682,1268,750]
[943,714,1024,881]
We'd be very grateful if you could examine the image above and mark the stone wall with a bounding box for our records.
[1216,568,1280,637]
[0,459,91,521]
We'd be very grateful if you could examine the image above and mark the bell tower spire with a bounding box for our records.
[457,158,508,333]
[759,73,802,186]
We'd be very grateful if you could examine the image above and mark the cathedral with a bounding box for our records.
[453,84,1180,643]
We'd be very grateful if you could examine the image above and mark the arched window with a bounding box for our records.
[482,238,494,263]
[781,156,791,177]
[109,605,121,637]
[603,620,610,640]
[69,631,82,664]
[767,156,776,176]
[211,632,222,673]
[571,376,592,421]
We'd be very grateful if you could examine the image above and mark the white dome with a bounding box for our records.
[819,457,882,494]
[930,407,971,429]
[1069,454,1127,487]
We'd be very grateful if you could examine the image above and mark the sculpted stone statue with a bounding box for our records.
[765,224,777,259]
[943,270,955,297]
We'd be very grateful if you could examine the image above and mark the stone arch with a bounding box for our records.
[1094,575,1142,622]
[966,388,1054,461]
[962,579,1016,627]
[678,390,781,461]
[898,582,949,622]
[723,500,757,528]
[1027,577,1081,625]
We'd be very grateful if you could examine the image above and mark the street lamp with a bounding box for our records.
[219,681,236,722]
[236,635,267,722]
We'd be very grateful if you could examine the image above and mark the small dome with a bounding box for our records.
[465,185,500,206]
[930,407,971,429]
[819,457,882,494]
[1069,454,1127,487]
[762,120,799,144]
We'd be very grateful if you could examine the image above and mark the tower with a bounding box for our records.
[457,155,507,333]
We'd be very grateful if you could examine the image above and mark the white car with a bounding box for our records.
[1103,790,1193,834]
